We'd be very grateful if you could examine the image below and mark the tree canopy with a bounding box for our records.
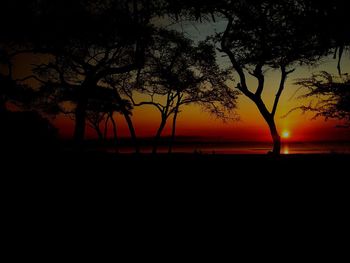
[1,0,350,154]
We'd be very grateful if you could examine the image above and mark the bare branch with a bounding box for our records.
[272,66,290,117]
[133,101,163,112]
[96,63,138,80]
[253,64,264,97]
[219,18,254,99]
[16,75,46,84]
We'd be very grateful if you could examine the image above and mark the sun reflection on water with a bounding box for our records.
[282,145,289,155]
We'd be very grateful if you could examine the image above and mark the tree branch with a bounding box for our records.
[16,75,46,84]
[7,60,13,79]
[96,63,138,80]
[133,101,163,112]
[121,85,164,113]
[271,66,294,117]
[8,49,37,58]
[252,64,264,97]
[219,17,254,99]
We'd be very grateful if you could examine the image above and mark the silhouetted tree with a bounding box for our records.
[295,72,350,125]
[0,51,13,113]
[290,1,350,125]
[120,29,238,153]
[85,88,132,152]
[169,0,328,155]
[3,0,348,156]
[0,48,39,114]
[0,110,58,152]
[1,0,155,151]
[0,47,30,113]
[304,1,350,75]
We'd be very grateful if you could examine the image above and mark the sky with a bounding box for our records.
[82,55,349,142]
[79,19,350,143]
[10,19,350,143]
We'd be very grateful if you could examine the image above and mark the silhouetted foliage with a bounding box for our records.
[304,0,350,74]
[119,29,238,153]
[287,1,350,126]
[1,0,349,155]
[0,111,58,152]
[168,0,337,155]
[3,0,156,148]
[86,87,132,145]
[295,72,350,125]
[0,47,39,113]
[217,0,326,154]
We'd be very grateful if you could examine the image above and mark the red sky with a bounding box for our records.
[10,21,350,143]
[53,55,350,142]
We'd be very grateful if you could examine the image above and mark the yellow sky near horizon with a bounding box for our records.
[5,19,350,143]
[89,54,349,142]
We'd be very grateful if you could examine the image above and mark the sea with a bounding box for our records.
[110,141,350,154]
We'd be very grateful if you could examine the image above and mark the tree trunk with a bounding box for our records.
[94,124,104,141]
[110,113,119,153]
[73,98,88,146]
[0,95,6,113]
[254,99,281,155]
[104,115,110,140]
[122,111,139,154]
[267,118,281,155]
[153,118,167,154]
[113,89,139,153]
[74,79,96,147]
[221,37,291,156]
[168,103,180,154]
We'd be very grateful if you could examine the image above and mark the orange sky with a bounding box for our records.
[9,21,350,143]
[63,55,349,143]
[55,57,350,143]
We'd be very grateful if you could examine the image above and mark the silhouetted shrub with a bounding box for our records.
[1,111,58,152]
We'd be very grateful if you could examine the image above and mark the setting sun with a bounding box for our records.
[282,130,290,139]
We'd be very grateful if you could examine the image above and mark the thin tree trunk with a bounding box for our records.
[113,89,139,153]
[74,79,96,147]
[73,98,88,146]
[94,124,104,141]
[254,99,281,155]
[122,111,139,154]
[153,118,167,154]
[0,98,6,114]
[168,98,181,154]
[268,67,289,155]
[110,113,119,153]
[168,110,178,154]
[104,115,110,140]
[267,118,281,155]
[0,94,5,108]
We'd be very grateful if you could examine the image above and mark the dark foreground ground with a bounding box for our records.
[3,149,350,177]
[2,150,348,244]
[2,150,349,208]
[2,150,348,216]
[3,149,350,198]
[1,120,347,248]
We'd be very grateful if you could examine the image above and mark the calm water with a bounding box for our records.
[113,141,350,154]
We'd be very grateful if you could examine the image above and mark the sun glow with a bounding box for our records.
[282,130,290,139]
